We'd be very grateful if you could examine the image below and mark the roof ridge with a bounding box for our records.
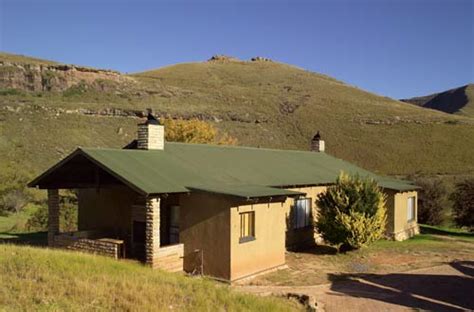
[84,141,335,156]
[166,141,318,154]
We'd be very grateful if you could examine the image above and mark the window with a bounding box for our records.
[292,198,312,229]
[407,196,416,222]
[239,211,255,243]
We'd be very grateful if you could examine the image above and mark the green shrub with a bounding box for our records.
[26,191,78,232]
[450,178,474,230]
[0,170,33,216]
[0,189,28,215]
[316,172,387,250]
[62,81,88,97]
[416,178,448,225]
[41,70,57,91]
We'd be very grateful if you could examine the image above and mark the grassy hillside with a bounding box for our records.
[0,53,473,185]
[0,51,59,65]
[401,84,474,117]
[0,244,300,311]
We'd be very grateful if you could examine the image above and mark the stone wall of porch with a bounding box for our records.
[47,189,184,272]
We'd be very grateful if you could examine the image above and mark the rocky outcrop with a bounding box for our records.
[1,104,270,125]
[0,61,134,92]
[207,55,241,63]
[250,56,273,62]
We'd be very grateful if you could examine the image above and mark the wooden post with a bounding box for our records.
[145,197,160,267]
[47,189,60,246]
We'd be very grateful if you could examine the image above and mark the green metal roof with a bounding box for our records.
[188,184,306,199]
[29,142,419,195]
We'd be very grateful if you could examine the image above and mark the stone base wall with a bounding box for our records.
[152,244,184,272]
[53,233,122,259]
[388,224,420,241]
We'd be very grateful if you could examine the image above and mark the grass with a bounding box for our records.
[0,209,34,236]
[0,52,59,65]
[0,208,46,245]
[419,224,474,241]
[250,226,474,286]
[0,244,302,311]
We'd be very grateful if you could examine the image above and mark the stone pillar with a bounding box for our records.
[47,189,60,246]
[145,197,160,267]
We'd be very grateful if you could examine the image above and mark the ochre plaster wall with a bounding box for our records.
[179,192,232,280]
[229,200,287,281]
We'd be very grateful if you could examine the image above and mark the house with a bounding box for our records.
[28,112,419,282]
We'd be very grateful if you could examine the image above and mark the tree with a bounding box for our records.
[416,178,448,225]
[26,191,78,232]
[0,169,31,215]
[163,118,237,145]
[0,190,28,215]
[450,178,474,230]
[316,172,387,250]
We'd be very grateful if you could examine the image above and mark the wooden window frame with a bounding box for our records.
[239,211,255,243]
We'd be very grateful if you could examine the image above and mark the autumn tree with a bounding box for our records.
[163,118,237,145]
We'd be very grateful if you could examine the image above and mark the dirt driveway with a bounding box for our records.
[236,262,474,311]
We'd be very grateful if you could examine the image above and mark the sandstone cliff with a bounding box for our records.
[0,61,134,92]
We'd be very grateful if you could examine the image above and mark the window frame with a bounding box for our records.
[407,196,416,222]
[292,197,312,230]
[239,211,256,243]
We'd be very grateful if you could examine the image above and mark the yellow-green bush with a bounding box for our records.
[316,172,387,250]
[163,118,237,145]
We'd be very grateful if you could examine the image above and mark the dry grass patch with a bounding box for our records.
[0,244,302,311]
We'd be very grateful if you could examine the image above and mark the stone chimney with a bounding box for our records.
[137,108,164,150]
[311,131,325,152]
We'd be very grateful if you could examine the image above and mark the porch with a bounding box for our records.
[27,150,185,272]
[47,188,184,271]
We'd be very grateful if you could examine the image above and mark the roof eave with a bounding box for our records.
[28,148,149,196]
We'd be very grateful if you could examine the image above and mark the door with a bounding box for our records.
[169,205,180,244]
[132,220,146,261]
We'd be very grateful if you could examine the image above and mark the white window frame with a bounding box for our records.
[292,198,312,229]
[407,196,416,222]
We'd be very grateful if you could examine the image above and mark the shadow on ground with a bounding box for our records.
[420,225,474,239]
[328,261,474,311]
[294,244,339,255]
[0,231,47,246]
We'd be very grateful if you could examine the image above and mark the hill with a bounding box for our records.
[0,52,473,187]
[0,244,299,311]
[0,52,59,65]
[401,84,474,117]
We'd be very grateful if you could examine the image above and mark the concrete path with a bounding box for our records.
[236,262,474,311]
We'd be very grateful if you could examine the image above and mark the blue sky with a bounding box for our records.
[0,0,472,98]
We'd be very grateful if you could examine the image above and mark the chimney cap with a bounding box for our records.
[142,108,160,125]
[312,131,321,141]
